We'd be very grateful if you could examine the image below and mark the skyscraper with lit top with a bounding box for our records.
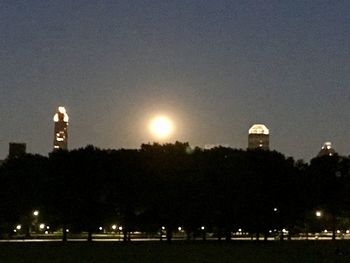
[317,142,336,157]
[248,124,269,150]
[53,106,69,150]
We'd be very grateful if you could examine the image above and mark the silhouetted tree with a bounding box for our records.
[0,154,49,238]
[307,155,350,240]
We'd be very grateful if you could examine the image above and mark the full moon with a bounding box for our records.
[149,115,174,140]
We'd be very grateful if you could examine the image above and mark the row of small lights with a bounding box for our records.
[13,209,331,235]
[13,210,228,235]
[169,226,206,231]
[12,222,285,234]
[323,230,350,234]
[14,224,50,234]
[99,225,206,231]
[14,223,350,235]
[98,226,208,232]
[108,225,123,231]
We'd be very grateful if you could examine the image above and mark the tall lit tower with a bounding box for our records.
[53,106,69,150]
[248,124,269,150]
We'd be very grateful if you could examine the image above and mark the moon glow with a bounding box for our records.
[149,115,174,140]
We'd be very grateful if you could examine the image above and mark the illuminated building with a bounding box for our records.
[9,142,26,158]
[53,106,69,150]
[317,142,336,157]
[248,124,269,150]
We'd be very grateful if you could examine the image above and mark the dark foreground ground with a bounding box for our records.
[1,241,350,263]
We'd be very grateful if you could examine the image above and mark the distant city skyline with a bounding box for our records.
[1,1,349,160]
[1,108,343,161]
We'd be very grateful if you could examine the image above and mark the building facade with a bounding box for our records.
[53,106,69,150]
[248,124,269,150]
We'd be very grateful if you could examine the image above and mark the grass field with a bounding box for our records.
[0,241,350,263]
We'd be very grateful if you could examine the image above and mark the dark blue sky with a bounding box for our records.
[1,0,349,160]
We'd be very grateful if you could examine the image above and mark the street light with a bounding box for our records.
[316,211,322,217]
[201,226,206,240]
[29,210,39,236]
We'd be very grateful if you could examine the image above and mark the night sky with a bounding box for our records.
[1,0,349,161]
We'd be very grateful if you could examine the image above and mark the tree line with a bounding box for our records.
[0,142,349,242]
